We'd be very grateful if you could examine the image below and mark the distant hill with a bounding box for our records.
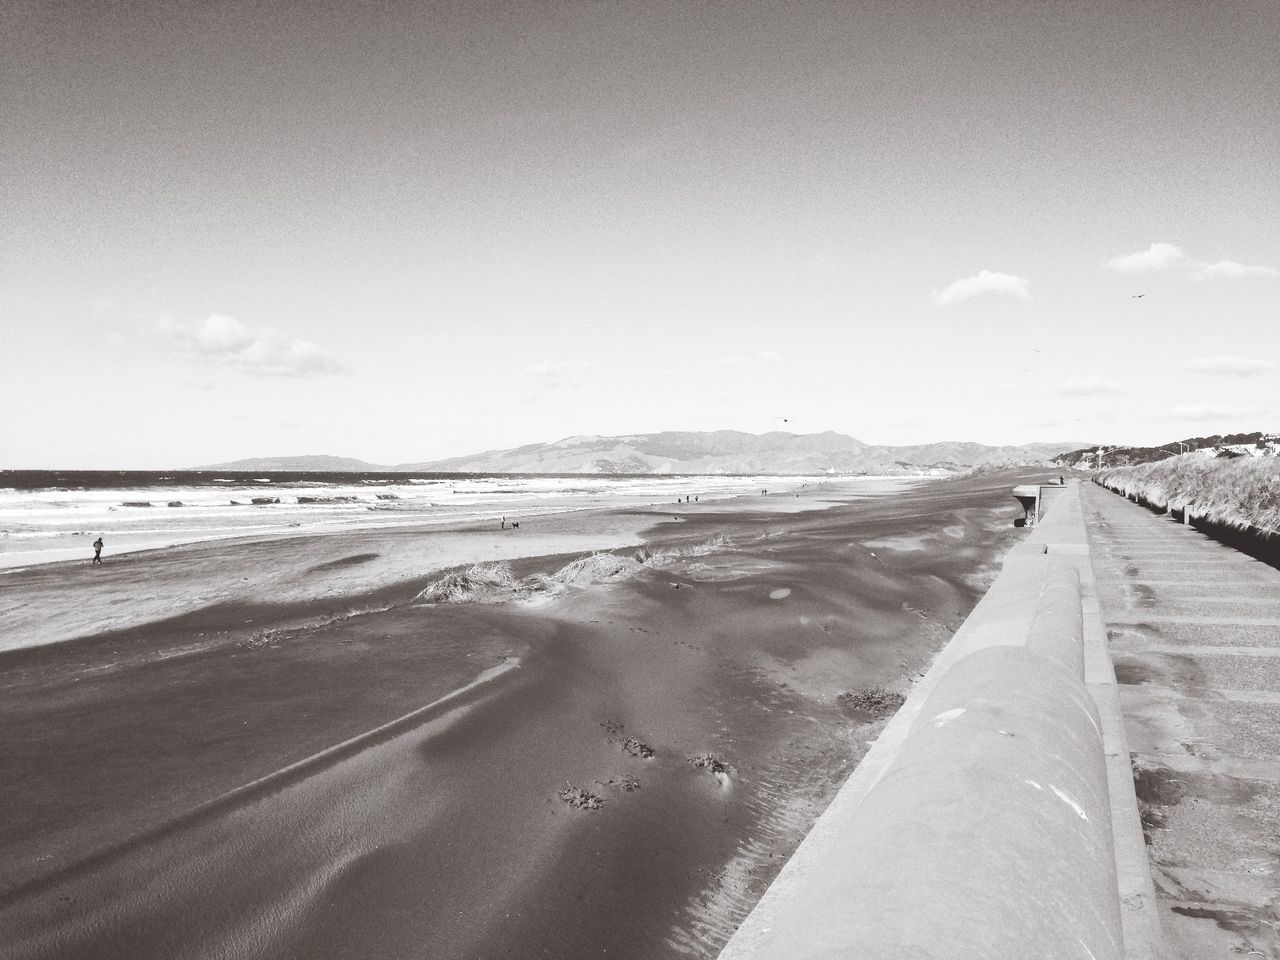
[398,430,1085,476]
[199,431,1087,476]
[195,454,389,472]
[1054,432,1280,469]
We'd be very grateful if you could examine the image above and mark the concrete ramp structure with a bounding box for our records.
[718,481,1163,960]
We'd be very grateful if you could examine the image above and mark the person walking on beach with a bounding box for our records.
[92,537,104,564]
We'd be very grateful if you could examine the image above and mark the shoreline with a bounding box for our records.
[0,474,883,573]
[0,479,910,655]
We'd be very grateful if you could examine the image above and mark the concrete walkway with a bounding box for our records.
[1083,483,1280,958]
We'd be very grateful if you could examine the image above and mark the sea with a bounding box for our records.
[0,470,827,570]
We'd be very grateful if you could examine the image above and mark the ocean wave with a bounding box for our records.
[0,471,840,569]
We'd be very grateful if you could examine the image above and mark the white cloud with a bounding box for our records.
[1188,260,1279,281]
[1102,242,1185,273]
[156,314,344,377]
[1102,244,1276,281]
[803,251,845,279]
[714,350,779,370]
[1057,376,1124,397]
[1183,355,1275,376]
[1168,402,1260,421]
[517,359,595,393]
[89,296,116,322]
[931,270,1031,307]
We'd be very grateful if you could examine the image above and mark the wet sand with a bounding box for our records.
[0,473,1046,959]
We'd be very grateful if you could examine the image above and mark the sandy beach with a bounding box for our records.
[0,472,1045,959]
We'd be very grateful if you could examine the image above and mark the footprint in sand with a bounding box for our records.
[621,737,655,759]
[558,783,605,810]
[688,754,733,790]
[601,722,656,760]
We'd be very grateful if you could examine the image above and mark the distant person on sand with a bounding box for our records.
[92,537,103,564]
[501,516,506,530]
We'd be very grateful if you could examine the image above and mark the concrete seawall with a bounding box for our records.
[718,481,1164,960]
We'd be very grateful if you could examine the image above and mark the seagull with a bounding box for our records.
[776,417,791,423]
[1131,294,1145,299]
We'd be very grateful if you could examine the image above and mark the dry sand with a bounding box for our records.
[0,473,1046,959]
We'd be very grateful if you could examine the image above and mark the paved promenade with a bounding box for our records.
[1083,483,1280,958]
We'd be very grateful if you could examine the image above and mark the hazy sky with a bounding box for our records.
[4,0,1278,467]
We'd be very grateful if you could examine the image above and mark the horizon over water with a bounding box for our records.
[0,470,880,570]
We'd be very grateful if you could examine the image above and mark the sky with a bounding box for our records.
[3,0,1278,468]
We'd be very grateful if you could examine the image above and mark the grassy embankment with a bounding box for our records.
[1097,455,1280,533]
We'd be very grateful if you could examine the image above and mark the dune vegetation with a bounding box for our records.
[1097,455,1280,533]
[414,537,733,606]
[413,552,652,605]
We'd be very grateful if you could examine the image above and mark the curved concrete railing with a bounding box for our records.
[717,481,1161,960]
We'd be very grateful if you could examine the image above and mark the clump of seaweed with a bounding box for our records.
[558,783,605,810]
[838,687,906,717]
[619,775,641,792]
[621,737,655,759]
[687,754,729,774]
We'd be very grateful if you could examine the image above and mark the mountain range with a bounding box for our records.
[200,430,1086,476]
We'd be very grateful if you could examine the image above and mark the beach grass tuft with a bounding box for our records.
[529,552,643,590]
[415,562,520,604]
[415,544,728,607]
[413,534,740,609]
